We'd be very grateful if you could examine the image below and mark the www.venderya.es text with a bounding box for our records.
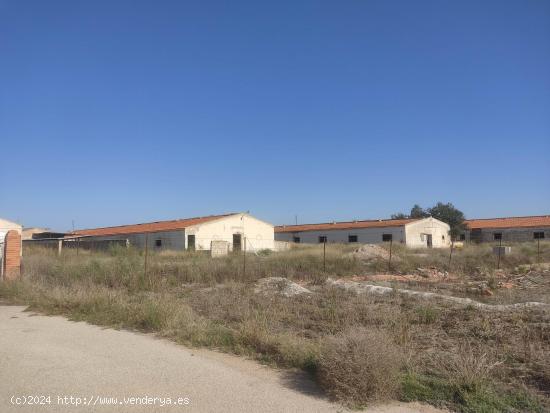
[10,395,191,407]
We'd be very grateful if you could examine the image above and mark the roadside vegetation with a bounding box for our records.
[1,242,549,412]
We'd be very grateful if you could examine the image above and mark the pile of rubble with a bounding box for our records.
[415,267,449,279]
[325,278,548,311]
[254,277,312,297]
[348,244,399,261]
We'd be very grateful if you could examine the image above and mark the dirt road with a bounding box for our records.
[0,306,444,413]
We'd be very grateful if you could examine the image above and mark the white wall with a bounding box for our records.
[187,213,274,251]
[275,226,406,245]
[404,217,451,248]
[275,218,451,248]
[0,218,22,236]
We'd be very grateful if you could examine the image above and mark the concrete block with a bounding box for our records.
[211,240,229,257]
[493,246,512,255]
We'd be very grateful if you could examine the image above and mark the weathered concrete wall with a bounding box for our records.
[404,217,451,248]
[187,214,274,252]
[275,226,406,245]
[71,214,275,252]
[79,230,186,251]
[275,218,450,248]
[464,227,550,243]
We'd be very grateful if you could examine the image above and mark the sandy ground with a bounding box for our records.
[0,305,446,413]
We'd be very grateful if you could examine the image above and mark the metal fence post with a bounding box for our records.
[497,237,502,270]
[388,238,393,272]
[243,236,246,278]
[323,239,326,272]
[144,233,149,285]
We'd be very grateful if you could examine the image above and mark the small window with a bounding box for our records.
[293,236,301,243]
[534,232,545,239]
[348,235,358,243]
[382,234,393,242]
[155,239,162,247]
[442,235,445,241]
[493,233,502,240]
[460,234,466,241]
[319,236,327,243]
[187,234,196,250]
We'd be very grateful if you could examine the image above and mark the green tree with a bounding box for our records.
[391,212,409,219]
[410,204,429,218]
[426,202,466,239]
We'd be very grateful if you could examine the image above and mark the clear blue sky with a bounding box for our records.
[1,0,549,231]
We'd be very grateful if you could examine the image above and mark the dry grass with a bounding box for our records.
[2,243,550,412]
[317,329,404,406]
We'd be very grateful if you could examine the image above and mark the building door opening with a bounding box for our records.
[426,234,433,248]
[233,234,242,252]
[187,235,195,250]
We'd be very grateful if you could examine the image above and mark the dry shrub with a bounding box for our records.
[430,343,501,391]
[317,328,404,406]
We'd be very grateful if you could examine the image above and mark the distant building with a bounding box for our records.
[21,227,50,241]
[72,212,274,252]
[462,215,550,243]
[275,217,451,248]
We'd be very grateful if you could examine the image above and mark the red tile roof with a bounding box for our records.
[73,213,237,237]
[275,218,419,233]
[466,215,550,230]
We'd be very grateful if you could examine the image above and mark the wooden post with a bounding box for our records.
[537,238,541,264]
[448,240,454,269]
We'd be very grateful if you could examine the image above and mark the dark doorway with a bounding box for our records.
[426,234,433,248]
[187,235,195,250]
[233,234,242,251]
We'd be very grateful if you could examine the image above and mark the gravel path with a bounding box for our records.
[0,305,445,413]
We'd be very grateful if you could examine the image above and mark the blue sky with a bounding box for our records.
[1,0,549,231]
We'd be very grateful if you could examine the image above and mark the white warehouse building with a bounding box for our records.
[275,217,451,248]
[73,212,274,252]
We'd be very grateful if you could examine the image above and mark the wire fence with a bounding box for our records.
[22,235,549,283]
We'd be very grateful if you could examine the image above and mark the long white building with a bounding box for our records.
[275,217,451,248]
[72,212,274,252]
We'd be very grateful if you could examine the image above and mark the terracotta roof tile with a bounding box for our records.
[466,215,550,230]
[73,213,237,237]
[275,218,419,233]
